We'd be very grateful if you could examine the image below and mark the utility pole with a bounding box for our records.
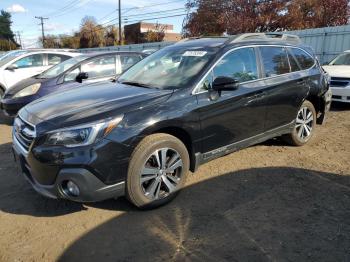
[17,31,22,49]
[35,16,48,48]
[8,38,12,50]
[118,0,122,45]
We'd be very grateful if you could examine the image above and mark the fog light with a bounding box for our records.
[66,181,80,197]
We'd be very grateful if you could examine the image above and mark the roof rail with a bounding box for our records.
[230,33,301,44]
[177,35,230,43]
[25,48,78,52]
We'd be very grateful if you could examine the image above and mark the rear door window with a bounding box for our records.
[289,48,315,70]
[260,47,290,77]
[287,50,301,72]
[81,56,116,79]
[12,54,44,68]
[48,54,70,65]
[119,54,142,72]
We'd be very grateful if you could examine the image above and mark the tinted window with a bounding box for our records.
[119,54,141,72]
[48,54,70,65]
[12,54,44,68]
[81,56,116,78]
[260,47,290,77]
[290,48,315,70]
[213,48,258,82]
[287,51,301,72]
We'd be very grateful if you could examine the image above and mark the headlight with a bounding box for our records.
[44,115,123,147]
[13,83,41,98]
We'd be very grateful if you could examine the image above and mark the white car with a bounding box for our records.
[323,50,350,103]
[0,50,81,97]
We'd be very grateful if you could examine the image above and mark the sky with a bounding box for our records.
[1,0,189,48]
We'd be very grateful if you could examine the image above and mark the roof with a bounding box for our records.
[81,50,145,57]
[175,33,302,49]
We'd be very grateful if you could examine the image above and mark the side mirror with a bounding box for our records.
[76,72,89,83]
[6,64,18,71]
[212,76,239,91]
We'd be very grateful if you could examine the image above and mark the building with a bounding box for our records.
[124,22,182,44]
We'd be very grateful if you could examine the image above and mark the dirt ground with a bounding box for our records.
[0,103,349,262]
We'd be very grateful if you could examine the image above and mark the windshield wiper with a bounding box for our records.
[120,81,155,89]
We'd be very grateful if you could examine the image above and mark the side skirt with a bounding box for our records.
[193,122,294,171]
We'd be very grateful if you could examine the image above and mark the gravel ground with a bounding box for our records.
[0,103,349,262]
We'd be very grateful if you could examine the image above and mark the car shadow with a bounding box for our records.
[1,141,349,261]
[57,166,350,262]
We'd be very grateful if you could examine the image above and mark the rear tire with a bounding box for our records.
[126,133,189,209]
[283,100,316,146]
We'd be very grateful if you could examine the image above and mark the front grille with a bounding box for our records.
[330,77,350,87]
[13,116,36,153]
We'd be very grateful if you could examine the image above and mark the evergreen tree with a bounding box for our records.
[0,10,18,50]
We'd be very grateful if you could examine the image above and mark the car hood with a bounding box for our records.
[21,81,173,132]
[322,65,350,78]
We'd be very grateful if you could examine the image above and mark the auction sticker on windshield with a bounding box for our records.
[182,51,207,57]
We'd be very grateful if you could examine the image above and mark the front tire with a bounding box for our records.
[284,100,316,146]
[126,133,189,209]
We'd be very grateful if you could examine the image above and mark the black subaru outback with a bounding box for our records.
[12,33,331,208]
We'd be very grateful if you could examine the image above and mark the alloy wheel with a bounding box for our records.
[296,106,314,140]
[140,148,183,200]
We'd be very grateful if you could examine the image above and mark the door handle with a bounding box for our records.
[246,91,265,104]
[297,79,306,85]
[253,91,265,99]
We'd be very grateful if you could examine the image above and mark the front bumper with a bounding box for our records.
[12,131,126,202]
[1,96,31,117]
[330,86,350,103]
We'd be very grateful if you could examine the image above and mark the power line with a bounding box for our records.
[124,13,188,24]
[27,1,189,45]
[123,0,186,13]
[99,7,190,28]
[43,0,80,17]
[124,8,187,19]
[97,9,117,23]
[39,11,188,40]
[45,0,93,18]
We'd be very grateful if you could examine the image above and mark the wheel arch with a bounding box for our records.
[305,94,325,124]
[149,126,196,172]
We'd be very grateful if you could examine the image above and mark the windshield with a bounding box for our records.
[118,46,216,89]
[330,53,350,65]
[38,55,87,79]
[0,50,28,67]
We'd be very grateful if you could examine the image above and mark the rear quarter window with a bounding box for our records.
[289,48,315,70]
[287,51,301,72]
